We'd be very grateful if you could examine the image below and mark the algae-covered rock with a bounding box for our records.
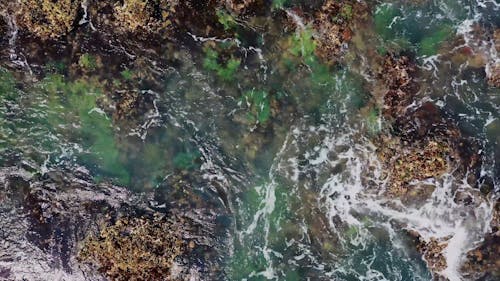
[0,167,225,280]
[313,0,369,64]
[374,54,481,200]
[487,63,500,88]
[376,134,450,199]
[377,54,418,118]
[78,215,185,281]
[15,0,82,39]
[376,104,480,200]
[113,0,178,34]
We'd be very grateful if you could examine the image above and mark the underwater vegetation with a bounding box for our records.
[203,46,241,82]
[40,74,130,185]
[373,2,466,56]
[240,89,273,125]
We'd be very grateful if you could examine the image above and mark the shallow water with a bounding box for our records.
[0,0,499,280]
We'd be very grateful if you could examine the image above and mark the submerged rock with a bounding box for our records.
[462,199,500,280]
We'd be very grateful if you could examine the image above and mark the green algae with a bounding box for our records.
[120,69,134,81]
[173,150,201,171]
[203,47,241,81]
[418,25,453,56]
[217,10,237,31]
[340,4,354,20]
[78,53,97,71]
[289,28,317,64]
[231,182,297,280]
[365,107,381,134]
[41,75,130,185]
[241,89,272,124]
[373,3,458,56]
[374,3,401,41]
[273,0,288,9]
[45,61,67,74]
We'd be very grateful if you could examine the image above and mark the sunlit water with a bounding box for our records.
[0,0,499,280]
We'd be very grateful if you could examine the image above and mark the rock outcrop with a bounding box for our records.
[0,167,224,280]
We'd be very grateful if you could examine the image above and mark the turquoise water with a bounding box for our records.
[0,0,499,280]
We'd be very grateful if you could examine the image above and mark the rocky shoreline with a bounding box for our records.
[0,1,498,280]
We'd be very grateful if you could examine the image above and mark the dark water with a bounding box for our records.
[0,0,499,280]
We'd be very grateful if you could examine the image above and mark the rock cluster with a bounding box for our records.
[408,231,448,273]
[7,0,251,40]
[375,54,480,201]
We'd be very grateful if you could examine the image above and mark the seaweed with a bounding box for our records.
[216,10,237,31]
[203,47,241,81]
[240,89,272,124]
